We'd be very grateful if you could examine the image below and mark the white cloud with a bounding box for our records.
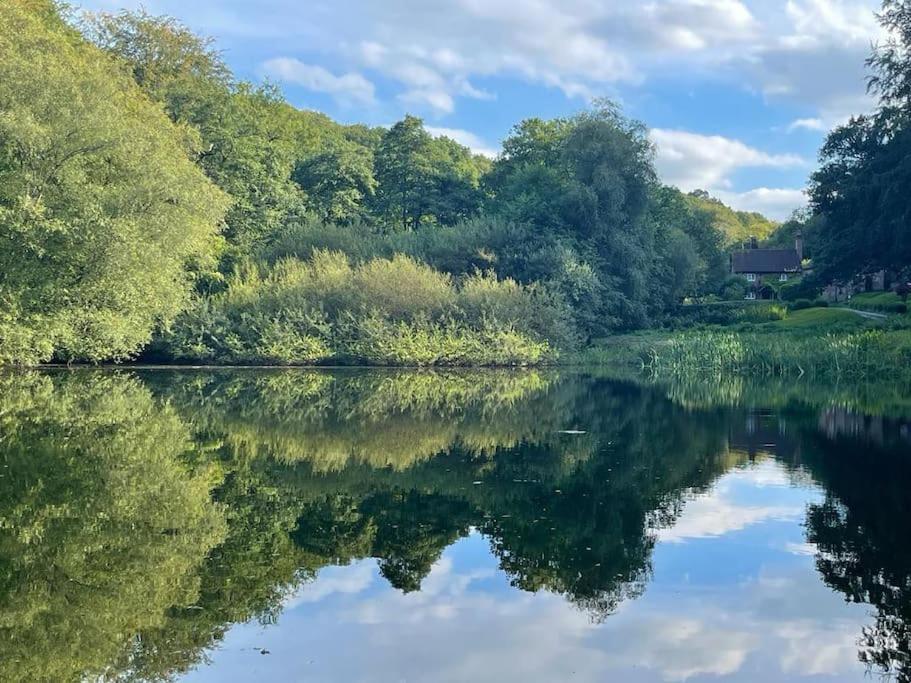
[650,128,805,191]
[638,0,758,51]
[746,0,880,122]
[425,126,499,158]
[79,0,884,124]
[398,88,455,114]
[787,117,827,132]
[648,128,808,219]
[261,57,375,105]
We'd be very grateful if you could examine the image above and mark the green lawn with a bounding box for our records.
[851,291,901,305]
[769,307,866,329]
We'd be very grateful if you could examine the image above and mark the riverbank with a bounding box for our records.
[576,309,911,381]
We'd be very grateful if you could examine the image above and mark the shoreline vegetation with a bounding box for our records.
[1,2,909,374]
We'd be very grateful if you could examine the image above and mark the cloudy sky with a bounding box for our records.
[74,0,884,219]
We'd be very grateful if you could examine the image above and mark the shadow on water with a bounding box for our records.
[0,367,909,681]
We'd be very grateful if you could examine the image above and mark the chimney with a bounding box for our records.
[749,236,758,250]
[795,231,804,262]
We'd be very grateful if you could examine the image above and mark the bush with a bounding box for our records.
[340,315,550,366]
[351,255,456,320]
[788,298,828,311]
[667,301,786,327]
[719,276,748,301]
[789,299,815,311]
[161,250,576,365]
[778,277,821,302]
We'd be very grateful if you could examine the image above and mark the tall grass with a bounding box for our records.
[641,329,911,380]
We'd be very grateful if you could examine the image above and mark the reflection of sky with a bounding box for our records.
[182,460,870,682]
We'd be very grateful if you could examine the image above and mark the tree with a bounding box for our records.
[293,140,377,223]
[487,102,660,333]
[808,0,911,282]
[373,115,437,231]
[650,186,728,302]
[0,0,228,363]
[87,10,308,249]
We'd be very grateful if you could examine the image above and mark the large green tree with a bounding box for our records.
[86,10,308,250]
[487,103,662,332]
[809,0,911,282]
[293,139,377,223]
[373,115,484,230]
[0,0,228,364]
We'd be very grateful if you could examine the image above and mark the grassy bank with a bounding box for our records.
[577,310,911,381]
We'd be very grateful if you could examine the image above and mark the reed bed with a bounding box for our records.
[640,329,911,380]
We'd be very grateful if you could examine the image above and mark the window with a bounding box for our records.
[746,273,757,282]
[745,292,756,300]
[779,273,788,282]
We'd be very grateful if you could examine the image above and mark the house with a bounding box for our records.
[730,234,803,300]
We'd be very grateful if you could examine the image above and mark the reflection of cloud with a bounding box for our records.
[657,463,806,543]
[191,522,874,683]
[776,620,862,675]
[602,616,757,681]
[285,561,376,608]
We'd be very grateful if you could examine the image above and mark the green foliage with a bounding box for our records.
[666,301,787,327]
[849,292,908,313]
[487,102,664,333]
[372,115,485,231]
[639,327,911,379]
[0,5,787,367]
[775,307,861,329]
[808,0,911,282]
[0,371,226,682]
[0,0,228,364]
[293,139,376,223]
[162,250,572,365]
[650,186,729,300]
[778,276,820,302]
[684,190,779,245]
[86,10,307,249]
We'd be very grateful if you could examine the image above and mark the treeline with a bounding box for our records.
[0,1,751,366]
[773,0,911,291]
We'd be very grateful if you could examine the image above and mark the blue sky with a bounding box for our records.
[74,0,884,219]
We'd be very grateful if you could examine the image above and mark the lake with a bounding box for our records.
[2,367,909,682]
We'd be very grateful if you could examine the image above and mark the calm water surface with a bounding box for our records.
[2,368,910,682]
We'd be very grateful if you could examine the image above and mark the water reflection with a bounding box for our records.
[0,368,909,682]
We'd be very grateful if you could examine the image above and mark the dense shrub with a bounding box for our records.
[789,299,815,311]
[778,278,821,302]
[161,250,575,365]
[666,301,787,327]
[788,298,829,311]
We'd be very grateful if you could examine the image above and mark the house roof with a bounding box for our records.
[731,249,801,274]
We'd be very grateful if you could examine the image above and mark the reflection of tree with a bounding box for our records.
[0,369,748,680]
[0,372,226,683]
[801,434,911,681]
[283,378,738,621]
[146,368,563,470]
